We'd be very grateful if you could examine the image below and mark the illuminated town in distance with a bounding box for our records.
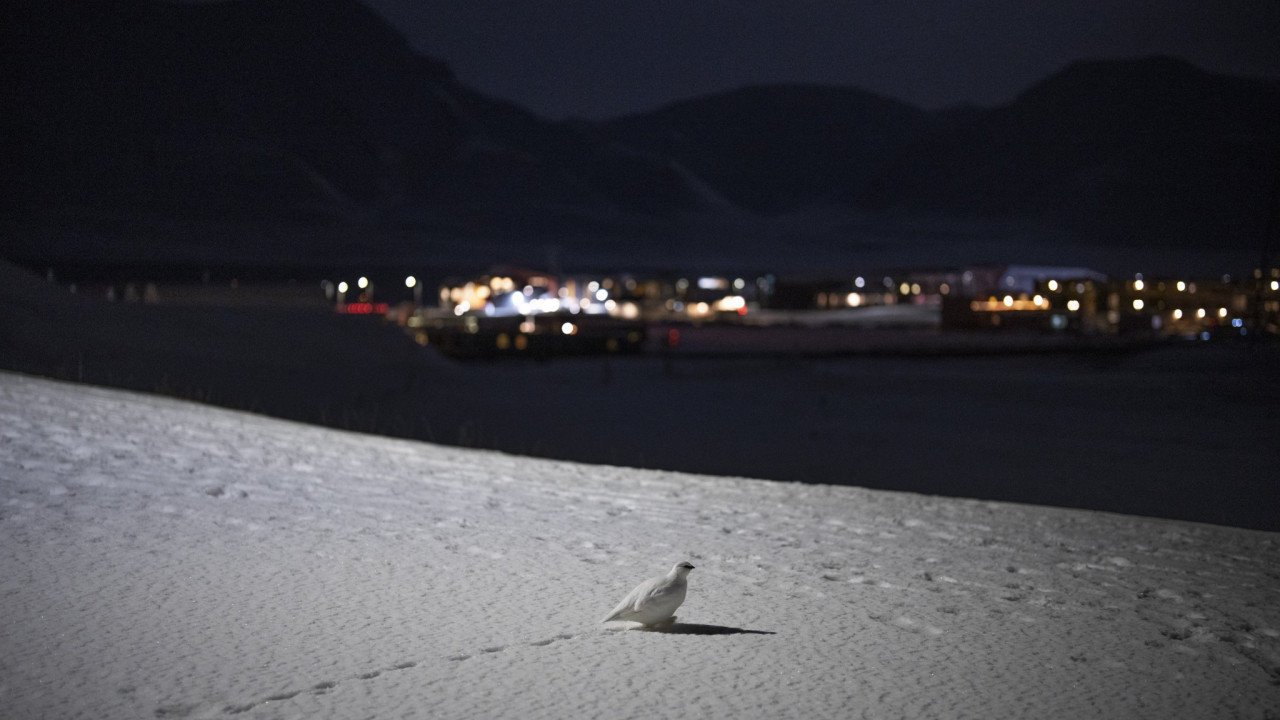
[314,262,1280,359]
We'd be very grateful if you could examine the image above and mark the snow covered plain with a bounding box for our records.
[2,371,1278,719]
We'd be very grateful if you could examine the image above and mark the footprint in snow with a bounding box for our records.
[217,634,576,715]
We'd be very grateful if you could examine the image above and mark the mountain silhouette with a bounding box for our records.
[3,2,1276,271]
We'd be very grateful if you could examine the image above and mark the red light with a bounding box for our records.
[667,328,680,347]
[337,303,389,315]
[737,306,748,315]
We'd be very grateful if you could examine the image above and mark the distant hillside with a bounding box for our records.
[855,57,1280,252]
[2,0,1276,272]
[0,0,714,265]
[592,85,944,212]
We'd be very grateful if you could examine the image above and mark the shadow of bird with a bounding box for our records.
[637,623,776,636]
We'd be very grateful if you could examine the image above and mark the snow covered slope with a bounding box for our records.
[2,372,1277,719]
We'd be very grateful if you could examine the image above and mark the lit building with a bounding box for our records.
[1115,273,1254,339]
[438,268,559,317]
[942,265,1108,333]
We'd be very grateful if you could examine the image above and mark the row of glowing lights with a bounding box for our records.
[456,294,751,319]
[452,289,618,317]
[1127,277,1253,316]
[1130,278,1280,293]
[342,273,1280,297]
[447,276,752,318]
[1165,306,1231,319]
[977,291,1235,318]
[449,277,580,317]
[973,295,1062,311]
[333,276,426,294]
[833,281,931,309]
[335,276,375,294]
[351,273,1280,315]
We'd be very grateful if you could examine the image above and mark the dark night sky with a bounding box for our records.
[360,0,1280,120]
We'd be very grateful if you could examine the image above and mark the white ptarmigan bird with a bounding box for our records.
[601,561,695,627]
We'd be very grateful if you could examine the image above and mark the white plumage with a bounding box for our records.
[601,561,695,627]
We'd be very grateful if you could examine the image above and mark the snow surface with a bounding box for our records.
[2,371,1278,719]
